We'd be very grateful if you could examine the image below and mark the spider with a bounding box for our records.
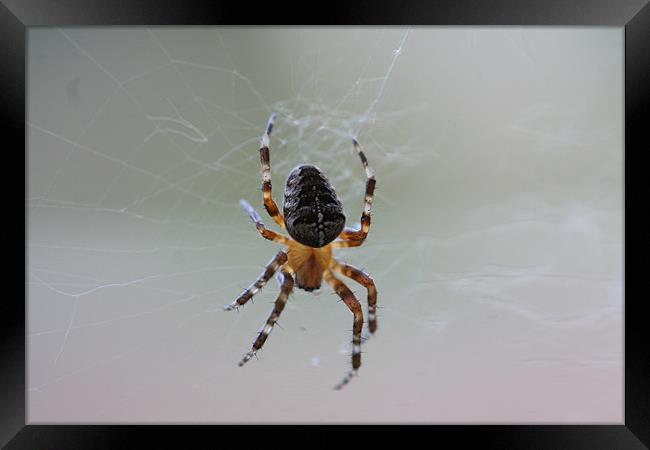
[223,113,377,390]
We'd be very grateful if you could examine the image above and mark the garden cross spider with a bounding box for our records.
[224,113,377,390]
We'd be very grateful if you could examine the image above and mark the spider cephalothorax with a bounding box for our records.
[224,113,377,390]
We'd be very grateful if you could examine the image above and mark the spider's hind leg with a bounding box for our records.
[239,268,294,366]
[336,138,376,245]
[259,113,286,229]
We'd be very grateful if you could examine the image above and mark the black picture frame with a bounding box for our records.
[4,0,648,448]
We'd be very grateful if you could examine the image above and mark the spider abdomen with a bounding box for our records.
[283,165,345,248]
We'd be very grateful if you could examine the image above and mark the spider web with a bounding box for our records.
[27,27,623,422]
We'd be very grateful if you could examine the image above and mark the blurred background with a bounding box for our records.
[27,27,622,423]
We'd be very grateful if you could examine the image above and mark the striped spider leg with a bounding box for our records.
[223,250,288,311]
[239,199,289,245]
[331,259,378,334]
[223,200,289,310]
[239,268,294,366]
[226,200,295,365]
[333,138,376,249]
[259,113,286,229]
[323,270,364,390]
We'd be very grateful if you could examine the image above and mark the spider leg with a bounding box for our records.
[223,251,287,311]
[331,239,364,249]
[259,113,286,229]
[239,200,289,245]
[337,138,375,245]
[323,270,364,390]
[331,259,378,334]
[239,268,294,366]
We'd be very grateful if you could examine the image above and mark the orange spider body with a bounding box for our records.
[286,240,333,291]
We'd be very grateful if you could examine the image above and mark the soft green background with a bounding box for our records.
[28,27,622,422]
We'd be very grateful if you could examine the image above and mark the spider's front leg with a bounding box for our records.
[323,270,364,390]
[332,260,378,334]
[259,113,285,229]
[239,269,294,366]
[223,251,287,311]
